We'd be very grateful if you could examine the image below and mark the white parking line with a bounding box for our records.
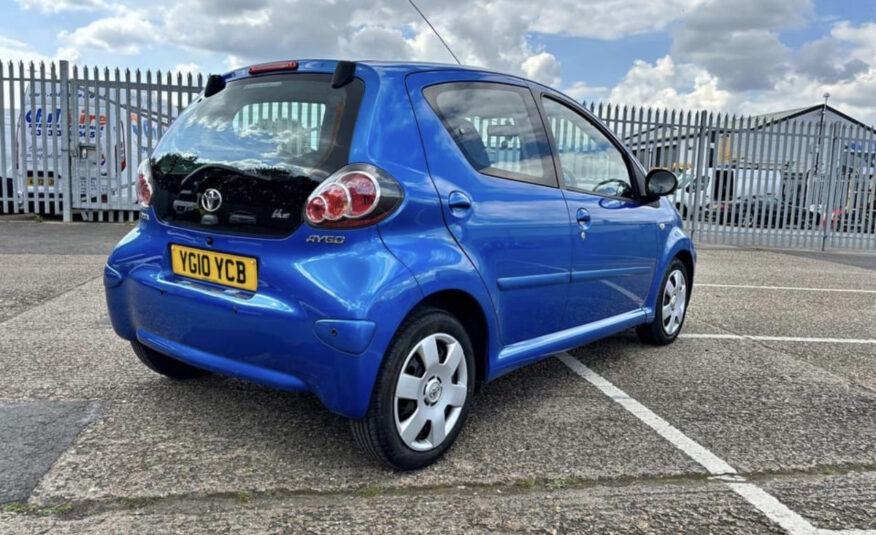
[697,283,876,294]
[556,353,874,535]
[725,482,819,535]
[558,354,737,475]
[680,333,876,344]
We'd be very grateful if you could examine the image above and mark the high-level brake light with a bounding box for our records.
[248,61,299,75]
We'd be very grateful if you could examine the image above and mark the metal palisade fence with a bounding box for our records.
[588,102,876,251]
[0,60,202,222]
[0,58,873,250]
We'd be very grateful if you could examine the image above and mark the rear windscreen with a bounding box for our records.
[149,73,364,236]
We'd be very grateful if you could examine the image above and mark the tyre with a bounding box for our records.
[351,308,475,470]
[131,340,210,379]
[637,259,689,345]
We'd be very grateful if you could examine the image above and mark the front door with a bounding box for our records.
[407,72,571,345]
[539,94,659,328]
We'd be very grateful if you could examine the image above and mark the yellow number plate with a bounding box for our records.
[170,245,258,292]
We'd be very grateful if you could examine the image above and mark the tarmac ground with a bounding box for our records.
[0,219,874,534]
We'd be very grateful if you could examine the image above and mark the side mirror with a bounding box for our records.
[645,168,678,197]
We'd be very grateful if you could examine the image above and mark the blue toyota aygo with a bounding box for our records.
[105,59,695,470]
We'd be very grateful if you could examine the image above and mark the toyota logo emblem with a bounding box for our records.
[200,188,222,213]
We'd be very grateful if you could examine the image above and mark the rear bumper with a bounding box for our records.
[137,328,309,391]
[104,222,421,419]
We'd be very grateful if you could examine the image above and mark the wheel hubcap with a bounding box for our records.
[424,377,443,404]
[394,332,468,452]
[662,269,687,336]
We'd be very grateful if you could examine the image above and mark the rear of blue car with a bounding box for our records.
[105,60,695,471]
[104,61,426,420]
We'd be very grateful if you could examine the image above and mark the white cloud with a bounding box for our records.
[58,8,156,55]
[746,69,876,123]
[520,52,560,87]
[5,0,876,126]
[795,37,867,83]
[215,7,272,28]
[591,48,876,126]
[0,35,31,52]
[14,0,109,13]
[223,55,248,71]
[606,55,731,111]
[0,35,79,66]
[530,0,704,39]
[50,0,703,83]
[172,62,202,76]
[831,21,876,63]
[561,81,609,103]
[340,26,414,61]
[671,0,814,91]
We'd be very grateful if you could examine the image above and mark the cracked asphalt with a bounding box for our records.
[0,219,874,533]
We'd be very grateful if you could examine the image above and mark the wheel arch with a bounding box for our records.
[408,289,491,389]
[645,228,696,320]
[674,248,695,286]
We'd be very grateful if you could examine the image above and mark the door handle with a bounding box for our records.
[448,191,472,215]
[576,207,591,239]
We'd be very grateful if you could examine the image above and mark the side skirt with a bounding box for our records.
[487,308,650,381]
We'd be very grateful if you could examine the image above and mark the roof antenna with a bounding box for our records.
[408,0,461,65]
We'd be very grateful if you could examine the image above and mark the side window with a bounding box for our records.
[541,97,633,197]
[423,82,555,187]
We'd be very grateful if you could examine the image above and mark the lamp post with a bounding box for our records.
[815,92,832,251]
[814,92,830,175]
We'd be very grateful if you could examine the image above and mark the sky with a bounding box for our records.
[1,0,875,123]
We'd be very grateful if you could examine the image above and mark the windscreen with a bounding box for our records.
[149,73,364,236]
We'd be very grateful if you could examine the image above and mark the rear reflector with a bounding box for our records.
[248,60,299,75]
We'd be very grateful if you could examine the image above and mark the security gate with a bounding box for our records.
[591,103,876,251]
[0,60,202,222]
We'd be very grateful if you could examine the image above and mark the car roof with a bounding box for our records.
[225,59,547,89]
[221,59,583,119]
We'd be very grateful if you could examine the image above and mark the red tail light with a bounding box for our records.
[342,173,378,216]
[304,164,402,228]
[322,184,350,221]
[137,160,153,208]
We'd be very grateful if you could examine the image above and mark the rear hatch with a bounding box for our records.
[149,72,365,237]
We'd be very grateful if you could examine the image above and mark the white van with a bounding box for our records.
[673,167,783,218]
[6,83,164,212]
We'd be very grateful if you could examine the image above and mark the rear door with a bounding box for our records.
[537,93,659,327]
[406,72,571,345]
